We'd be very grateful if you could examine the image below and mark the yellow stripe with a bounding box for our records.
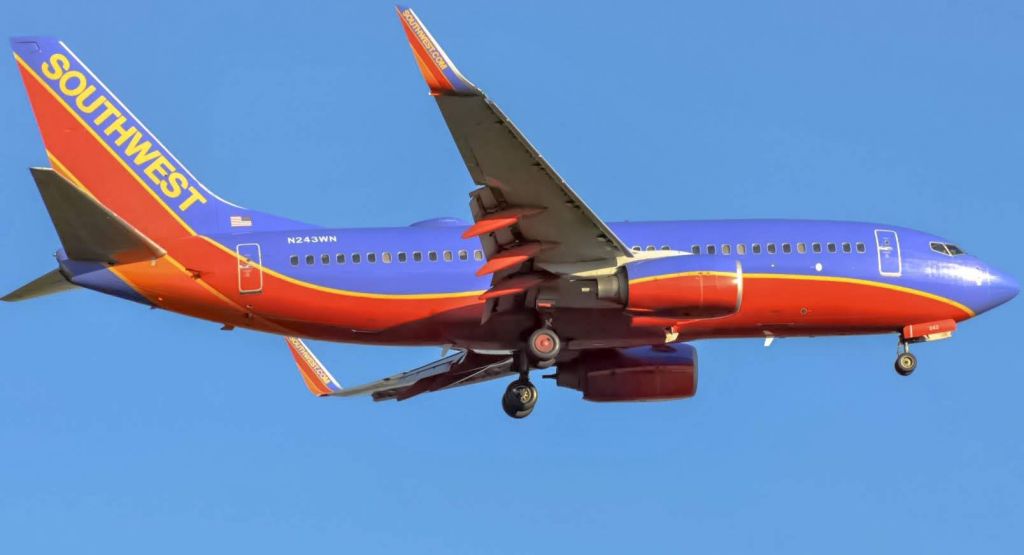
[630,269,972,317]
[744,273,974,317]
[200,237,486,300]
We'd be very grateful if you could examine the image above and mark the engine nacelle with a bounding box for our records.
[555,344,698,402]
[626,256,742,319]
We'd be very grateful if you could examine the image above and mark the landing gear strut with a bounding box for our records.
[502,352,538,418]
[895,339,918,376]
[501,327,563,419]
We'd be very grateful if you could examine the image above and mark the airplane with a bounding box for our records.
[3,6,1018,419]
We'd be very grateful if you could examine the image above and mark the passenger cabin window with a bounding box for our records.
[856,242,866,254]
[321,254,330,265]
[367,253,377,263]
[827,243,837,253]
[812,242,822,254]
[660,245,671,251]
[351,253,361,264]
[782,243,792,254]
[691,245,701,255]
[646,245,656,252]
[842,242,852,253]
[721,244,732,255]
[413,251,423,262]
[736,244,746,255]
[632,245,641,252]
[767,243,777,254]
[305,254,315,265]
[706,244,716,255]
[382,252,392,264]
[473,250,484,261]
[290,255,299,266]
[796,242,806,254]
[336,253,346,264]
[428,251,438,262]
[398,252,407,263]
[443,250,453,262]
[458,249,468,261]
[752,243,762,254]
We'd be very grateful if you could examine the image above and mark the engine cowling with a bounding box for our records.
[555,344,698,402]
[626,256,742,319]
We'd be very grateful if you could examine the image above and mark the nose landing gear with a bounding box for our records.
[895,339,918,376]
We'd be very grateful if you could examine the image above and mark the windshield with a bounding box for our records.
[930,241,966,256]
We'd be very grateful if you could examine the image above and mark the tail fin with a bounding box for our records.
[10,37,241,240]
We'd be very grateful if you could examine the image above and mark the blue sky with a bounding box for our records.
[2,0,1022,553]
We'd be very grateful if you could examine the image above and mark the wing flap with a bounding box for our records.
[285,337,514,401]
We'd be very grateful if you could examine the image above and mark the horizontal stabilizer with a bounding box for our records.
[31,168,166,264]
[2,269,77,302]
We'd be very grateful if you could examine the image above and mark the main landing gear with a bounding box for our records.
[502,377,538,419]
[501,326,561,419]
[895,339,918,376]
[527,327,561,367]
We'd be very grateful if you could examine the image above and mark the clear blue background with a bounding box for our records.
[2,1,1021,553]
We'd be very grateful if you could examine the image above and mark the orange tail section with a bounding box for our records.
[10,37,240,242]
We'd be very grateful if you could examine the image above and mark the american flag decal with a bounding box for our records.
[230,215,253,228]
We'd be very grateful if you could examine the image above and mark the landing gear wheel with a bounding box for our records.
[527,328,561,363]
[895,352,917,376]
[502,379,538,419]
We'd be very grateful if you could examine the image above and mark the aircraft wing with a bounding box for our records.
[286,337,514,401]
[396,6,633,275]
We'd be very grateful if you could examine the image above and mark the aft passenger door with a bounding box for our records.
[874,230,902,277]
[236,243,263,294]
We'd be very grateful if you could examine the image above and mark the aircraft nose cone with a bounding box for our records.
[989,267,1019,308]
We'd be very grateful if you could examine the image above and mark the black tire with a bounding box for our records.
[895,352,917,376]
[502,380,538,419]
[527,328,561,362]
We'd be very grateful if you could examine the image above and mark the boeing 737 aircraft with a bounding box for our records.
[4,7,1018,418]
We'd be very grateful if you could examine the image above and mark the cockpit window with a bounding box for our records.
[930,241,966,256]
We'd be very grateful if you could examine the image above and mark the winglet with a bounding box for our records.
[286,337,343,397]
[395,5,478,96]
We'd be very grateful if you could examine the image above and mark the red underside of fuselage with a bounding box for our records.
[19,62,971,348]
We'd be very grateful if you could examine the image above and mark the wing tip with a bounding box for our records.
[394,5,478,96]
[286,337,343,397]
